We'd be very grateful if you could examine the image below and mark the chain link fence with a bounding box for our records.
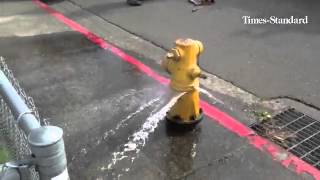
[0,56,48,180]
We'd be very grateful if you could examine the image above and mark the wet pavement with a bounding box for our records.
[0,1,306,180]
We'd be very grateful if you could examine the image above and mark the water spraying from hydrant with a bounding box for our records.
[104,90,186,175]
[105,38,207,179]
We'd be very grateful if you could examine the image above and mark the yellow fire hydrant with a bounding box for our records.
[162,38,205,125]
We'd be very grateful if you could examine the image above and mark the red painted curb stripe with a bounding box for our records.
[33,0,170,86]
[200,101,253,137]
[32,0,320,179]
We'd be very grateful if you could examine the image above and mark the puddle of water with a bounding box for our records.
[104,91,186,177]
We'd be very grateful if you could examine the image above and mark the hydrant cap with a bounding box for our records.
[175,39,204,54]
[175,38,194,47]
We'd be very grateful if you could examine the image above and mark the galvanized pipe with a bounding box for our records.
[0,70,69,180]
[0,71,40,135]
[0,168,20,180]
[29,126,69,180]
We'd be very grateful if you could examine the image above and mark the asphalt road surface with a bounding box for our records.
[2,30,299,180]
[64,0,320,108]
[0,1,309,179]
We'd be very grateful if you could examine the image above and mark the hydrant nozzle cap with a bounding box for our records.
[195,41,204,54]
[166,52,174,59]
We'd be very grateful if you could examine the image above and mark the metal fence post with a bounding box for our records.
[28,126,69,180]
[0,68,70,180]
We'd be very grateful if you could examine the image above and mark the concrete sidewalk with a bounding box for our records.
[60,0,320,109]
[0,1,308,180]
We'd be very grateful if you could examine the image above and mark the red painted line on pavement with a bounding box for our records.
[33,0,320,179]
[32,0,170,86]
[200,101,252,137]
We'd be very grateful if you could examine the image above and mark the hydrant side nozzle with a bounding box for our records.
[194,40,204,55]
[169,48,182,61]
[189,67,201,80]
[166,52,175,59]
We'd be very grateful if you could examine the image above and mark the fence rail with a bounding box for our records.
[0,56,42,179]
[0,56,68,180]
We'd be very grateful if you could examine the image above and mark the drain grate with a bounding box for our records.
[250,108,320,170]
